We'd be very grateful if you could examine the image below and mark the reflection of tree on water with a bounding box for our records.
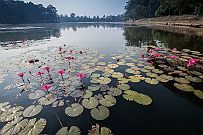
[124,26,203,52]
[123,26,156,47]
[0,26,60,44]
[60,22,123,31]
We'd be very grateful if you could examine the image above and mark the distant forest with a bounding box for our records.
[125,0,203,20]
[0,0,123,24]
[0,0,58,24]
[60,14,124,22]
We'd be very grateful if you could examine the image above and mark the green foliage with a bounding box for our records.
[0,0,59,24]
[125,0,203,20]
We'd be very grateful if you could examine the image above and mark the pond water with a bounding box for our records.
[0,23,203,135]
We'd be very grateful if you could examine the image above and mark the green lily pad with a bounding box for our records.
[56,126,81,135]
[82,97,99,109]
[65,103,84,117]
[90,106,109,120]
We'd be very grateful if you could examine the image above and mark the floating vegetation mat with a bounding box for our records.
[0,45,203,134]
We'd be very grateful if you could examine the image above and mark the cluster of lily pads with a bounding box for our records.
[0,45,202,134]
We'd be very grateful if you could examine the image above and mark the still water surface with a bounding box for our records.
[0,23,203,135]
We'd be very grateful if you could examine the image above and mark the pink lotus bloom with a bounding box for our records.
[172,48,177,51]
[76,73,85,79]
[41,84,52,91]
[187,58,199,67]
[43,66,50,73]
[148,49,153,53]
[152,53,160,58]
[65,56,74,61]
[58,70,65,76]
[36,71,44,76]
[155,47,161,51]
[18,73,24,77]
[69,50,73,53]
[170,55,177,59]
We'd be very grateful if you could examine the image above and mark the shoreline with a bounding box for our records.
[126,15,203,36]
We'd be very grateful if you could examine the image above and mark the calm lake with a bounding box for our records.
[0,23,203,135]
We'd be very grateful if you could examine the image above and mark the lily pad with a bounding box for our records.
[98,77,111,85]
[145,78,159,85]
[65,103,84,117]
[19,118,46,135]
[0,117,28,135]
[117,84,130,90]
[82,97,99,109]
[174,83,194,92]
[99,95,116,107]
[185,76,202,83]
[23,105,43,118]
[90,106,109,120]
[193,90,203,100]
[28,90,45,100]
[38,95,57,105]
[56,126,81,135]
[108,87,122,96]
[174,77,190,84]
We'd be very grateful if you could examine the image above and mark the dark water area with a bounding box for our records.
[0,23,203,135]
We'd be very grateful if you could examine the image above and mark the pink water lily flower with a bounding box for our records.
[187,58,199,67]
[148,49,153,53]
[155,47,161,51]
[58,70,65,75]
[172,48,177,52]
[69,50,74,53]
[36,71,44,76]
[152,53,160,58]
[18,72,24,77]
[43,66,50,73]
[41,84,52,91]
[65,56,74,61]
[170,55,177,59]
[76,73,85,79]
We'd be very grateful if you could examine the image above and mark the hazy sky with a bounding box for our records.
[23,0,128,17]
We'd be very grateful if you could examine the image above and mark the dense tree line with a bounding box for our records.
[125,0,203,20]
[0,0,59,24]
[60,13,124,22]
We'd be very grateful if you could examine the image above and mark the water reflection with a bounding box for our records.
[124,26,203,52]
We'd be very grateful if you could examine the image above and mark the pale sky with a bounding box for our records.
[23,0,128,17]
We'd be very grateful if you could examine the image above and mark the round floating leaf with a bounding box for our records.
[160,74,173,81]
[107,64,118,69]
[174,77,190,84]
[88,85,100,91]
[108,88,122,96]
[194,90,203,100]
[19,118,46,135]
[82,97,99,109]
[151,69,164,74]
[126,63,135,67]
[0,117,28,135]
[88,125,113,135]
[99,95,116,107]
[65,103,84,117]
[174,83,194,92]
[117,78,129,84]
[156,76,169,83]
[90,106,109,120]
[82,90,93,99]
[133,94,152,105]
[190,71,202,76]
[146,73,158,78]
[117,84,130,90]
[97,62,106,66]
[185,76,202,83]
[28,90,45,100]
[98,77,111,85]
[111,72,124,78]
[23,105,43,118]
[38,95,57,105]
[0,106,24,122]
[56,126,81,135]
[145,78,159,85]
